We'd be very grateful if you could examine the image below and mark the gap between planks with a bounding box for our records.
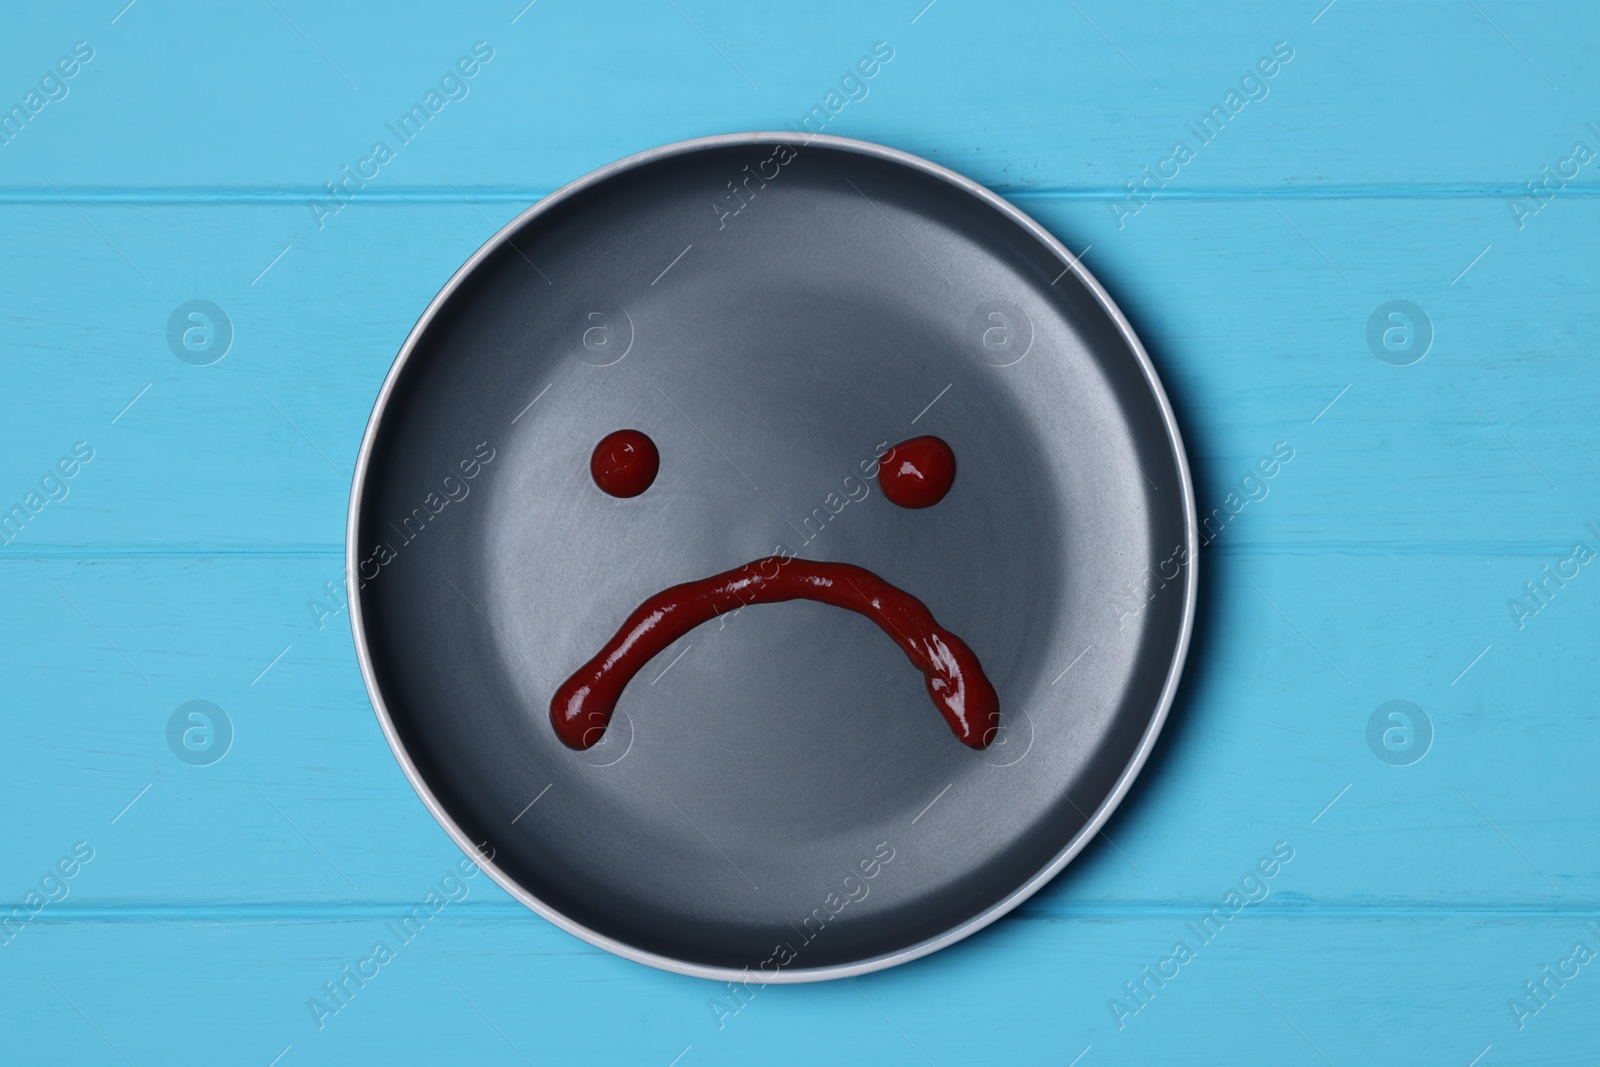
[17,902,1600,923]
[0,183,1596,205]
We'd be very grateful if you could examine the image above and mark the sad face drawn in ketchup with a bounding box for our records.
[556,433,997,751]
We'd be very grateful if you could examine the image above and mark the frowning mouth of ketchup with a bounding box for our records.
[550,557,1000,751]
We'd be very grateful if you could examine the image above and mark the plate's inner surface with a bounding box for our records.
[356,140,1189,973]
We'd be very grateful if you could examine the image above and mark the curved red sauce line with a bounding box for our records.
[550,558,999,751]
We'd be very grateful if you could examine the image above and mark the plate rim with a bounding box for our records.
[346,131,1199,983]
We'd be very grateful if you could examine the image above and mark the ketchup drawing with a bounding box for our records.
[590,429,659,498]
[551,558,999,751]
[879,436,956,508]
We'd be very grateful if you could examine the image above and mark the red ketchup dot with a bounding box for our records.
[879,435,956,509]
[591,429,659,498]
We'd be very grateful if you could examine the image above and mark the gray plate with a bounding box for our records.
[348,133,1196,982]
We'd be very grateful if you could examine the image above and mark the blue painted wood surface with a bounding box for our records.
[3,1,1598,1063]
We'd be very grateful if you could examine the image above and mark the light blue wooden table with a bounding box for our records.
[4,1,1597,1063]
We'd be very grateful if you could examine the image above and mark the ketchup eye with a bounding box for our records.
[878,435,956,509]
[591,429,659,498]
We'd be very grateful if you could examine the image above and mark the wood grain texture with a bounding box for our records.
[2,1,1597,1064]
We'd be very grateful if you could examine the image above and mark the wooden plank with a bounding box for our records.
[0,196,1595,551]
[2,548,1593,907]
[2,914,1595,1064]
[0,2,1596,193]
